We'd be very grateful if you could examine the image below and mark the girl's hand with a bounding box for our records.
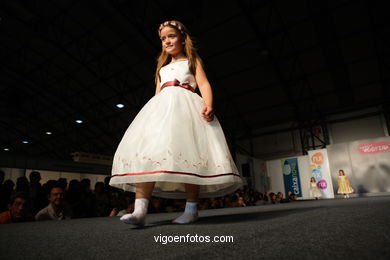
[201,106,214,122]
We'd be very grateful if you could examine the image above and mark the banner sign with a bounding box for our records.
[308,149,335,198]
[281,158,302,197]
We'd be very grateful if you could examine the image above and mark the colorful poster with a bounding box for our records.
[308,149,335,198]
[281,158,302,197]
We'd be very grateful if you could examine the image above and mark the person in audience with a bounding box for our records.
[150,197,164,213]
[209,198,220,209]
[255,192,267,206]
[0,192,34,224]
[58,178,68,191]
[66,179,83,218]
[0,179,15,212]
[35,184,72,221]
[237,196,246,207]
[0,170,4,186]
[276,192,289,203]
[15,176,29,193]
[269,192,276,204]
[94,182,110,217]
[287,191,296,201]
[80,178,96,217]
[29,171,46,214]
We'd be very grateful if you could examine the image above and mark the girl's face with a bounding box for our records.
[339,170,344,176]
[160,26,184,56]
[311,177,315,182]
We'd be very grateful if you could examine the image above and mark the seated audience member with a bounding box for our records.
[150,197,164,213]
[276,192,289,203]
[58,178,68,191]
[269,192,276,204]
[209,198,221,209]
[94,182,110,217]
[290,193,298,201]
[15,176,30,193]
[29,171,46,215]
[287,191,297,201]
[237,196,246,207]
[0,170,4,186]
[111,201,135,217]
[255,192,267,206]
[35,184,72,221]
[0,192,34,224]
[0,179,15,212]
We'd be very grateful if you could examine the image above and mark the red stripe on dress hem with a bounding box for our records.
[112,170,241,178]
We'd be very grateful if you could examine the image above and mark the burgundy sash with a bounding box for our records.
[161,79,195,92]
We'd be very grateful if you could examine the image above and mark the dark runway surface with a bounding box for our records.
[1,196,390,260]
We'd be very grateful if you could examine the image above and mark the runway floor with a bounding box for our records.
[1,196,390,260]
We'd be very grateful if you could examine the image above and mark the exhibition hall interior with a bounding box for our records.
[1,1,389,259]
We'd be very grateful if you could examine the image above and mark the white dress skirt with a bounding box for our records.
[110,60,243,199]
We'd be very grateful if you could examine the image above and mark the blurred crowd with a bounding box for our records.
[0,170,298,224]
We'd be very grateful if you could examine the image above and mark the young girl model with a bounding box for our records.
[337,170,354,198]
[109,20,243,226]
[309,177,322,200]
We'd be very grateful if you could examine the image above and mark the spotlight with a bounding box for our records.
[22,140,29,144]
[46,131,52,135]
[116,104,125,109]
[75,120,83,124]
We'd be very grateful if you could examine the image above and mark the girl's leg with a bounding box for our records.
[120,182,155,226]
[136,182,155,199]
[185,184,199,202]
[173,184,199,224]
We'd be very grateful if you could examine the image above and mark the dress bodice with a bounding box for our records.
[159,60,197,89]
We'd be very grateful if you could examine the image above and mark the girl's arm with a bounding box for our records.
[155,77,161,96]
[195,59,214,122]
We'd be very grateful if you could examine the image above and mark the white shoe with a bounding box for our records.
[120,213,145,227]
[172,212,198,224]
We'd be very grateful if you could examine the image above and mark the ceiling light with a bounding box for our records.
[116,104,125,108]
[75,120,83,124]
[46,131,52,135]
[4,148,10,151]
[22,140,29,144]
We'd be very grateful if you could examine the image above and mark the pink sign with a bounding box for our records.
[318,179,327,190]
[357,142,390,154]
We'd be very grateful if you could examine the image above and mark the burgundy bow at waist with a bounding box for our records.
[161,79,195,92]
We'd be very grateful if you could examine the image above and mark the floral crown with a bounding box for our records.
[159,21,185,36]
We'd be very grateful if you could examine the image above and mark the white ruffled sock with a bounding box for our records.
[120,198,149,226]
[172,201,198,224]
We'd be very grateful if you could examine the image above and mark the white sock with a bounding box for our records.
[120,198,149,226]
[173,201,198,224]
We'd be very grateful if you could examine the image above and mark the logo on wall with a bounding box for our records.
[317,179,327,190]
[357,142,390,154]
[311,152,324,165]
[281,158,302,197]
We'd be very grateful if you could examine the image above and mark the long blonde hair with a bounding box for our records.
[155,20,203,85]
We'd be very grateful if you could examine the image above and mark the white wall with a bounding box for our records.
[329,115,387,144]
[237,109,388,161]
